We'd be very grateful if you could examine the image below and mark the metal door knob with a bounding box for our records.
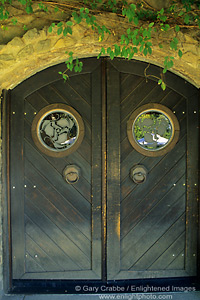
[130,165,147,184]
[63,165,80,184]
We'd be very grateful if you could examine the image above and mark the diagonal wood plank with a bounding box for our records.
[25,198,91,269]
[25,159,90,239]
[121,79,157,123]
[166,250,185,270]
[121,157,186,237]
[132,214,186,270]
[25,216,81,270]
[121,194,186,269]
[25,180,91,254]
[26,234,63,272]
[148,233,185,270]
[120,73,144,103]
[49,82,91,123]
[25,252,45,273]
[25,140,91,220]
[64,73,91,105]
[121,136,186,220]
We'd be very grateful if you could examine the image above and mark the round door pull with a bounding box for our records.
[63,165,80,184]
[130,165,148,184]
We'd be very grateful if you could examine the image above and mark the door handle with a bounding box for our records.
[130,165,147,184]
[63,165,80,184]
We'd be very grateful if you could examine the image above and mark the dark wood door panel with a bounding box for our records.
[9,58,199,285]
[106,60,198,280]
[10,61,102,280]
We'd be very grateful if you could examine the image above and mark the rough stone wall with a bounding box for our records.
[0,13,199,94]
[0,9,199,295]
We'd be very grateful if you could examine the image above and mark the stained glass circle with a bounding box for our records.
[127,104,180,157]
[32,104,84,157]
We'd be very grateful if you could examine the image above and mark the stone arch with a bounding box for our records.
[0,14,199,92]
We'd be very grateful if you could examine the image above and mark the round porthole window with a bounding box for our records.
[31,104,84,157]
[127,104,180,157]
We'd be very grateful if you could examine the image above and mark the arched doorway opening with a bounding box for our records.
[3,57,199,293]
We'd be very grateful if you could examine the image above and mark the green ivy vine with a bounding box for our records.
[0,0,200,90]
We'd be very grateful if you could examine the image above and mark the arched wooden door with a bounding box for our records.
[5,58,199,292]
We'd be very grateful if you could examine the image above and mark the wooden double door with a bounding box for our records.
[7,58,199,286]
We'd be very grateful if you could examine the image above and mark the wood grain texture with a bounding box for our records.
[9,58,199,285]
[10,62,102,280]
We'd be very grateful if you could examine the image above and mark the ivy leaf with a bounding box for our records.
[57,22,63,27]
[158,79,162,85]
[133,17,139,25]
[63,74,68,81]
[175,25,180,32]
[149,22,154,28]
[48,25,53,33]
[163,67,168,74]
[130,3,136,9]
[133,47,138,54]
[63,27,68,36]
[178,49,183,58]
[114,44,120,56]
[107,47,111,54]
[110,51,115,60]
[67,26,72,35]
[66,21,73,26]
[26,5,33,14]
[127,28,131,35]
[161,81,166,91]
[20,0,27,5]
[184,14,190,24]
[159,8,164,15]
[97,47,105,59]
[57,27,63,35]
[143,47,148,56]
[148,47,152,55]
